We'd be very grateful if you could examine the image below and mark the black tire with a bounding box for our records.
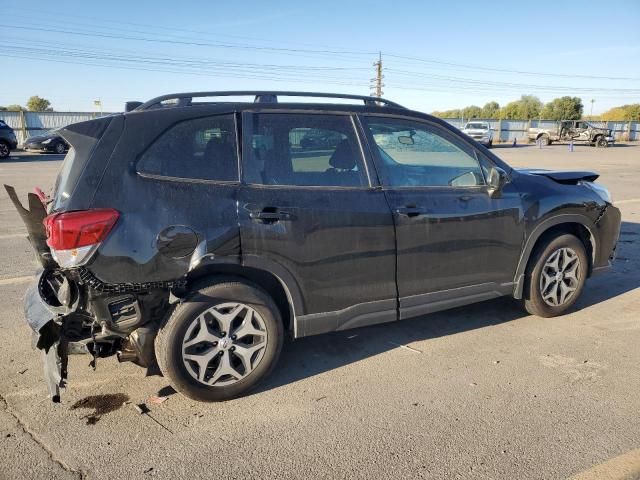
[54,142,66,154]
[487,139,493,148]
[523,233,588,318]
[596,136,608,148]
[539,134,550,146]
[155,279,283,402]
[0,141,9,159]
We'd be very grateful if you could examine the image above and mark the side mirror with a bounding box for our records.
[487,166,507,198]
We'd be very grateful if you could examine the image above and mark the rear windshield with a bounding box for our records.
[51,117,112,211]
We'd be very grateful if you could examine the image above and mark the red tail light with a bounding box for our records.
[44,209,120,250]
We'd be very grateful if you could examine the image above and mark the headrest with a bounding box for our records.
[329,139,356,170]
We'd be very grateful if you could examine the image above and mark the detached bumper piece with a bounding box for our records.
[24,277,70,402]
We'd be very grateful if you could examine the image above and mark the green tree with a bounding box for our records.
[462,105,482,119]
[5,104,25,111]
[431,109,462,118]
[540,96,583,120]
[499,95,542,119]
[26,96,52,111]
[600,104,640,121]
[481,101,500,119]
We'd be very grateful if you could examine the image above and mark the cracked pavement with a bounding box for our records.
[0,145,639,479]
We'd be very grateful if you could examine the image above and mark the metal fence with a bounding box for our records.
[1,111,638,146]
[0,111,115,145]
[441,118,639,142]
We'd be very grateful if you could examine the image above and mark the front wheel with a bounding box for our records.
[596,136,609,148]
[54,142,66,154]
[155,280,284,401]
[539,134,550,146]
[523,234,588,317]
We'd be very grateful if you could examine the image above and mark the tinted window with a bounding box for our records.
[244,113,366,187]
[362,117,485,188]
[138,114,237,181]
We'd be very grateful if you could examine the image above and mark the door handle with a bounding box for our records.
[249,208,294,222]
[395,206,425,218]
[458,195,473,202]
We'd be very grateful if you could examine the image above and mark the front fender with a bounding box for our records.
[512,213,598,299]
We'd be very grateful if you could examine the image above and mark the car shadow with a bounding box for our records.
[253,220,640,396]
[256,296,524,396]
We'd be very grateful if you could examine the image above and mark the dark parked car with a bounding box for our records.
[299,128,344,149]
[24,129,69,154]
[0,119,18,158]
[6,91,621,403]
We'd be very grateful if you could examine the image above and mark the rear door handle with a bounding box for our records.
[249,209,294,222]
[395,206,425,218]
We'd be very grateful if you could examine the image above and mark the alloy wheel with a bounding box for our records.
[539,247,581,307]
[0,143,9,158]
[181,302,268,386]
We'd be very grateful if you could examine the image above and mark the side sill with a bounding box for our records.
[296,298,397,338]
[400,282,514,320]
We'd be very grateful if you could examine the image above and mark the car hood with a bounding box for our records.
[517,168,599,184]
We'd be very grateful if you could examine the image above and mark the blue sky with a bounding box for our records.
[1,0,639,114]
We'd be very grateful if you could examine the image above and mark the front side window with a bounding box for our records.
[362,117,485,188]
[244,113,367,187]
[138,114,238,181]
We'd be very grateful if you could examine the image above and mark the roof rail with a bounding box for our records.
[135,91,405,111]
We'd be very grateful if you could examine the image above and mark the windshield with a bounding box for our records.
[466,123,488,130]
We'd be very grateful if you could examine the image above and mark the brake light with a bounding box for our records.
[43,209,119,267]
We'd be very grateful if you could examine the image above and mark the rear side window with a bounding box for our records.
[138,114,238,181]
[244,113,367,187]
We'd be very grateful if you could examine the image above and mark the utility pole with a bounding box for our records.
[371,52,384,98]
[590,99,595,119]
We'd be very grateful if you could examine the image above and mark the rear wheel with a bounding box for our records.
[539,134,550,146]
[523,234,588,317]
[54,142,66,154]
[0,141,9,159]
[155,279,283,401]
[487,139,493,148]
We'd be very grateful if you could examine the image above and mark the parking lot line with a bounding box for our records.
[616,198,640,205]
[0,276,33,286]
[0,233,26,240]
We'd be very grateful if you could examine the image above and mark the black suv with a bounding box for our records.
[7,91,621,402]
[0,119,18,158]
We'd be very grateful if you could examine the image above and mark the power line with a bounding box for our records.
[385,54,640,82]
[3,21,638,82]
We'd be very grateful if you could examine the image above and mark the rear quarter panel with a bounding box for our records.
[86,107,241,284]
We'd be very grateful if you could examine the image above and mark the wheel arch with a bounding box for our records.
[513,215,597,299]
[185,260,303,338]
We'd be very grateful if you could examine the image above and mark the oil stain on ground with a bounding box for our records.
[70,393,129,425]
